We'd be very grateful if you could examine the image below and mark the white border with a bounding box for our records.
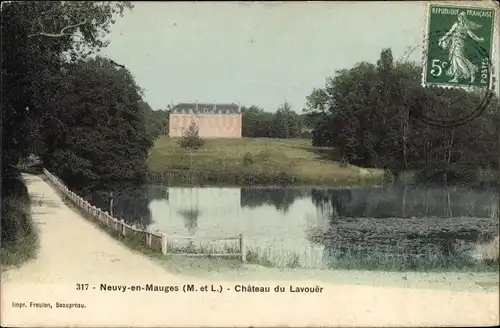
[420,0,499,92]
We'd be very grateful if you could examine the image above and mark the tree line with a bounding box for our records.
[240,102,315,139]
[304,49,500,183]
[1,2,156,263]
[1,2,169,190]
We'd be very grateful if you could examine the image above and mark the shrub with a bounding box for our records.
[179,122,204,149]
[242,152,255,165]
[1,169,39,269]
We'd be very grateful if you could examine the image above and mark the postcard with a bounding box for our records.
[1,1,499,327]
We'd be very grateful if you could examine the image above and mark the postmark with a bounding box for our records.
[422,4,495,90]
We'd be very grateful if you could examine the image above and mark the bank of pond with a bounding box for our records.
[76,182,499,272]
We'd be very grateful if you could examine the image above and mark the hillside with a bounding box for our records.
[148,137,385,186]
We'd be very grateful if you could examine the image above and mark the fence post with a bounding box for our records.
[161,233,168,255]
[240,233,246,263]
[121,219,126,236]
[109,192,114,217]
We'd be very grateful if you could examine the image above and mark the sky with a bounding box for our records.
[101,1,499,113]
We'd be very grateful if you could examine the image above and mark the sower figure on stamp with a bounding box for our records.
[438,11,484,84]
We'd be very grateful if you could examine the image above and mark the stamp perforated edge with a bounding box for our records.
[420,0,499,92]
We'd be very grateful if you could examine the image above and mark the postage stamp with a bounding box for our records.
[422,3,496,89]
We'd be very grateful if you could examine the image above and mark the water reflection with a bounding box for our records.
[240,187,308,213]
[177,208,200,234]
[83,184,168,228]
[85,184,499,270]
[310,185,498,218]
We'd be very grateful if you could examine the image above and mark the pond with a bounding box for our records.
[82,184,500,271]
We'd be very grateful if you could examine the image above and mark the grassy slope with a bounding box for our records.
[148,137,385,186]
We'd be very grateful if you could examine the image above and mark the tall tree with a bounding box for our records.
[241,105,274,137]
[140,102,170,141]
[40,56,152,189]
[272,101,302,139]
[1,1,133,262]
[2,1,133,174]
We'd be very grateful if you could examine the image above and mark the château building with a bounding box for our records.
[168,102,242,138]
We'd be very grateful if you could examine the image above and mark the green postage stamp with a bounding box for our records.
[422,3,496,89]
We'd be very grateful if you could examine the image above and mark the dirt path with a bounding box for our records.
[1,173,499,327]
[1,173,183,285]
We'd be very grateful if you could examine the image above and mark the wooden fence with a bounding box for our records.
[43,169,246,262]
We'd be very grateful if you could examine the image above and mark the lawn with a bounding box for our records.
[147,136,385,186]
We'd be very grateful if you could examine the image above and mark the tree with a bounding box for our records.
[140,102,170,141]
[179,122,204,149]
[39,56,152,189]
[2,2,133,175]
[271,101,302,139]
[303,88,336,146]
[241,105,274,137]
